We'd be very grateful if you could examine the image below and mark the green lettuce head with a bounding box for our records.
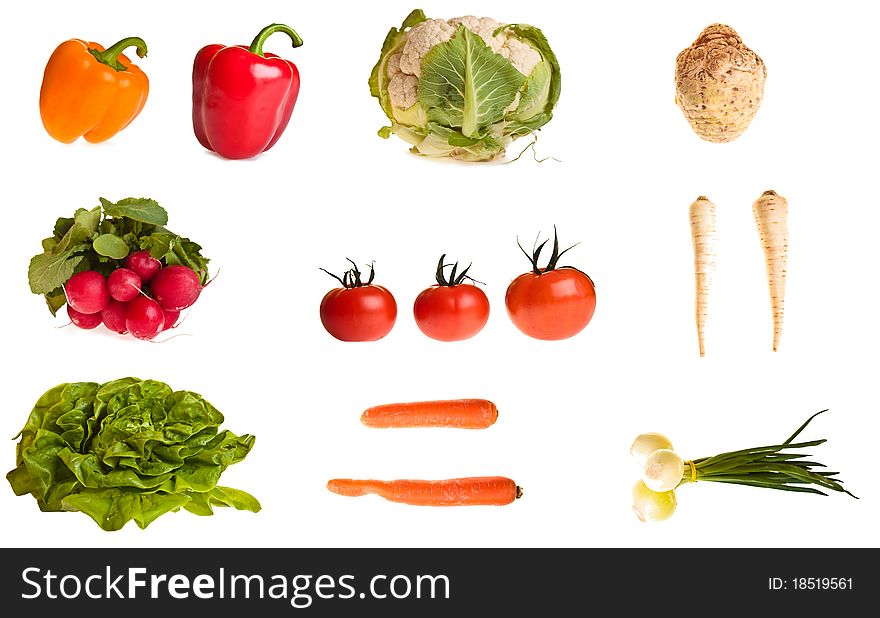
[7,378,259,531]
[369,10,561,162]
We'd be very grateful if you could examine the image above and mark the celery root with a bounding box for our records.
[675,24,766,143]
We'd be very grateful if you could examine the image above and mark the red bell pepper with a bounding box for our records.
[192,24,303,160]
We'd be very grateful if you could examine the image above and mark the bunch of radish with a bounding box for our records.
[65,251,204,340]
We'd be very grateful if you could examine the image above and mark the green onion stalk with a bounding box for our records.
[680,410,856,497]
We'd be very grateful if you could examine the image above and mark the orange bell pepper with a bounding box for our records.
[39,37,149,144]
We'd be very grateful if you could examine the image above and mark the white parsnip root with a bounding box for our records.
[752,190,789,351]
[689,196,717,357]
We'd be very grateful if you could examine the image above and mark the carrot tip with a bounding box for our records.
[515,486,524,499]
[326,479,374,497]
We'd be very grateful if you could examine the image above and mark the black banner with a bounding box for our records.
[0,548,871,615]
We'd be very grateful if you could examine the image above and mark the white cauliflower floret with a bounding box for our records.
[397,19,456,77]
[385,15,543,110]
[386,51,402,75]
[385,52,419,109]
[502,36,542,77]
[388,73,419,110]
[448,16,506,53]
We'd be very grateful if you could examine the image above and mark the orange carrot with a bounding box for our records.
[753,189,789,351]
[690,196,718,357]
[327,477,522,506]
[360,399,498,429]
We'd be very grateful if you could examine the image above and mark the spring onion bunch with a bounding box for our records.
[630,410,856,522]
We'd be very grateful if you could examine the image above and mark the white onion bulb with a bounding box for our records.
[642,449,685,492]
[632,480,677,522]
[630,432,674,466]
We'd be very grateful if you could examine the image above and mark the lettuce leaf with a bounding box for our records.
[6,379,259,531]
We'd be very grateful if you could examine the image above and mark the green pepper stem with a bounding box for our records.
[89,37,148,71]
[248,24,304,56]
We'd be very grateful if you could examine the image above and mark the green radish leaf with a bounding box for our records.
[53,207,101,255]
[71,206,101,240]
[44,288,67,316]
[101,197,168,226]
[420,25,525,138]
[178,238,204,255]
[164,251,183,267]
[175,239,210,282]
[140,232,174,259]
[74,206,102,233]
[28,250,84,295]
[99,219,118,236]
[53,217,74,240]
[92,234,130,260]
[41,237,58,252]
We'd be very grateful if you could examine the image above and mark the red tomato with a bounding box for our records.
[505,229,597,340]
[320,261,397,342]
[413,255,490,341]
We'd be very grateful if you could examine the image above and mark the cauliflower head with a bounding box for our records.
[369,9,561,161]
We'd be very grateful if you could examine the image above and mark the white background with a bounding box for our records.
[0,0,877,548]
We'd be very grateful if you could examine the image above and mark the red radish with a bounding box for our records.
[162,309,181,331]
[125,250,162,283]
[65,271,110,314]
[125,296,165,340]
[150,265,202,311]
[107,268,142,302]
[101,300,129,334]
[67,305,102,329]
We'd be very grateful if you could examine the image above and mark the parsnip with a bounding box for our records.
[689,196,717,356]
[753,190,788,351]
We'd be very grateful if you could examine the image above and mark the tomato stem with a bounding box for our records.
[434,254,482,286]
[320,259,376,289]
[517,226,579,275]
